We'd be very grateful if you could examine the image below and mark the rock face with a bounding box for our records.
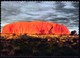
[2,21,70,35]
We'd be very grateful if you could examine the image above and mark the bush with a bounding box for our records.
[0,34,79,56]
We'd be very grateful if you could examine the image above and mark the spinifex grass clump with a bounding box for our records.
[0,34,79,56]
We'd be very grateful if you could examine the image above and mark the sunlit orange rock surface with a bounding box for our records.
[2,21,70,35]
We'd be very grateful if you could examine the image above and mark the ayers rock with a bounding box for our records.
[2,21,70,35]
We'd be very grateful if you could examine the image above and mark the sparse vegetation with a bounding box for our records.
[0,34,79,56]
